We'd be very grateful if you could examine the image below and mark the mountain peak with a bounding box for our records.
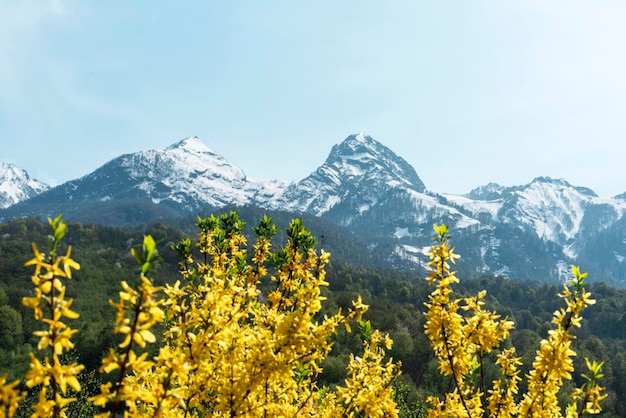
[326,134,426,191]
[339,133,378,152]
[466,182,506,200]
[531,176,567,185]
[351,132,372,143]
[166,136,214,154]
[0,162,49,209]
[269,133,427,217]
[320,133,425,192]
[529,176,597,197]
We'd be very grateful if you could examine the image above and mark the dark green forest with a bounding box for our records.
[1,215,625,416]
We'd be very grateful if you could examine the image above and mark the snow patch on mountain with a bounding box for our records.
[245,177,293,207]
[442,193,503,220]
[394,227,410,239]
[394,244,429,268]
[405,190,480,231]
[516,178,589,242]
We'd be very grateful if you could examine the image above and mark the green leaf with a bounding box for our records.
[253,215,279,239]
[143,235,156,262]
[432,223,451,243]
[138,235,157,275]
[131,247,144,265]
[53,222,67,241]
[171,237,192,258]
[358,320,373,340]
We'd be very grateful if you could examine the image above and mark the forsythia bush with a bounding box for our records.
[0,216,607,417]
[0,214,400,417]
[424,224,606,418]
[14,215,83,417]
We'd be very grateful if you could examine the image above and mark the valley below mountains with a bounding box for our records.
[3,133,626,287]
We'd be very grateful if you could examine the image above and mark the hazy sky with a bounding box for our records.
[2,1,626,197]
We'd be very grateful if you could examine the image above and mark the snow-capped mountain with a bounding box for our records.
[3,134,626,286]
[274,134,476,229]
[269,133,426,216]
[0,163,49,209]
[68,136,288,209]
[440,177,626,285]
[445,177,626,259]
[0,137,288,223]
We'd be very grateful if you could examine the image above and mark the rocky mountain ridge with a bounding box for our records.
[3,134,626,286]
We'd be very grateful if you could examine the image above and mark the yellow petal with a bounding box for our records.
[139,329,156,344]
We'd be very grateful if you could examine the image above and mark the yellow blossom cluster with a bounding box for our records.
[7,212,397,417]
[334,328,400,417]
[0,374,24,418]
[90,257,165,417]
[519,266,606,417]
[424,224,606,418]
[20,215,83,418]
[111,213,400,417]
[566,358,607,417]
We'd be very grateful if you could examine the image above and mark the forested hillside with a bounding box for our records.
[0,215,624,416]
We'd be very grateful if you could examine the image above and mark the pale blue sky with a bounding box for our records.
[2,1,626,197]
